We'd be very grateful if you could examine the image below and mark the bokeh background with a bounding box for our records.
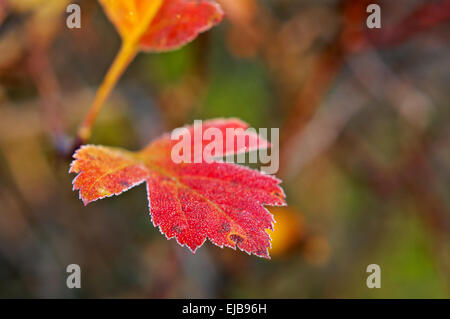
[0,0,449,298]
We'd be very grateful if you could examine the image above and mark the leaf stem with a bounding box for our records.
[76,0,164,143]
[77,41,139,141]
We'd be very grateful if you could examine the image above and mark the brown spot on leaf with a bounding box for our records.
[119,180,130,187]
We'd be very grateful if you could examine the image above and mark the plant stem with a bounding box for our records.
[76,0,164,143]
[77,41,139,141]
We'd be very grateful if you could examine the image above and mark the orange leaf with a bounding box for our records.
[77,0,224,142]
[70,119,286,258]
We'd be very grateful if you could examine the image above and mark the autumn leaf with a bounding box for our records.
[267,207,304,257]
[100,0,224,52]
[76,0,224,143]
[70,119,286,258]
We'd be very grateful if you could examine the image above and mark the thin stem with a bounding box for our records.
[76,0,164,143]
[77,41,139,141]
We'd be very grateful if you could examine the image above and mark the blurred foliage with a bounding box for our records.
[0,0,449,298]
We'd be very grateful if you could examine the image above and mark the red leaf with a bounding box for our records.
[70,119,286,258]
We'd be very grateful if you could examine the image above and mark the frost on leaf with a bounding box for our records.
[70,119,286,258]
[99,0,224,52]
